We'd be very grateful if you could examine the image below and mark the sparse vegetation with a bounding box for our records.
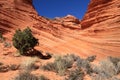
[76,57,93,74]
[14,72,38,80]
[91,57,120,80]
[42,54,97,77]
[20,57,39,72]
[42,62,56,72]
[10,64,19,71]
[86,55,96,62]
[12,27,38,55]
[42,54,76,76]
[38,75,49,80]
[65,68,84,80]
[0,51,119,80]
[14,72,49,80]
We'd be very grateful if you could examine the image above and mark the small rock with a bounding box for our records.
[3,52,12,55]
[3,52,9,55]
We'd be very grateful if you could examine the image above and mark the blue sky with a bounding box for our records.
[32,0,90,19]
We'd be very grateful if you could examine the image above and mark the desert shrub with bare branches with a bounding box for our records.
[91,57,120,80]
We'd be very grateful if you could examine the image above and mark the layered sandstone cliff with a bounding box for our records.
[0,0,120,59]
[0,0,80,34]
[0,0,36,33]
[80,0,120,58]
[81,0,120,30]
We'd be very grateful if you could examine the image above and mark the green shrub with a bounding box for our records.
[12,27,38,55]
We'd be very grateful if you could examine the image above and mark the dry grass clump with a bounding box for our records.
[65,68,84,80]
[20,57,39,72]
[41,62,56,72]
[41,54,96,79]
[76,56,95,74]
[38,75,49,80]
[14,58,48,80]
[14,72,38,80]
[91,57,120,80]
[14,72,49,80]
[86,55,96,62]
[42,54,78,76]
[9,64,20,71]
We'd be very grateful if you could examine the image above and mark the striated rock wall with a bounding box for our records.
[0,0,120,59]
[79,0,120,58]
[0,0,80,35]
[0,0,37,33]
[81,0,120,29]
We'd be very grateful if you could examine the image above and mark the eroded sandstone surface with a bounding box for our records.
[0,0,120,60]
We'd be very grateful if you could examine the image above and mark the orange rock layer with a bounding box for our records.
[0,0,120,60]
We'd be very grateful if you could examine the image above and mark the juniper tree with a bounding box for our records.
[12,27,38,55]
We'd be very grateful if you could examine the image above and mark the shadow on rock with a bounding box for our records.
[23,49,52,60]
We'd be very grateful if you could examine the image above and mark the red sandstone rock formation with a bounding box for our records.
[0,0,36,33]
[81,0,120,30]
[0,0,81,39]
[80,0,120,58]
[0,0,120,59]
[53,15,81,29]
